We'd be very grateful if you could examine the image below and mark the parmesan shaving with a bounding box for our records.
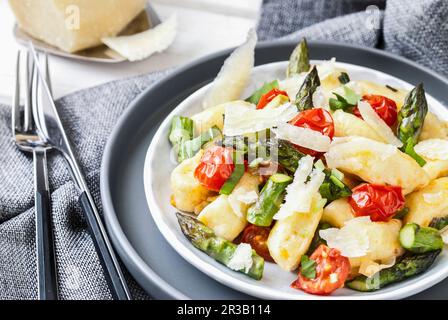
[227,243,253,272]
[414,139,448,161]
[202,29,256,109]
[312,86,327,109]
[279,74,306,98]
[319,216,371,258]
[272,123,331,152]
[357,101,403,147]
[316,58,337,80]
[273,156,325,220]
[223,102,298,136]
[101,15,177,62]
[358,257,396,278]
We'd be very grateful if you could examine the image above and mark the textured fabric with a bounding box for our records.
[0,71,169,300]
[258,0,386,41]
[258,0,448,78]
[1,0,448,300]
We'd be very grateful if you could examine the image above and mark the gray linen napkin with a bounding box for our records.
[1,0,447,300]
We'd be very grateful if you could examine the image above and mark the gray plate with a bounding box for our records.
[101,40,448,299]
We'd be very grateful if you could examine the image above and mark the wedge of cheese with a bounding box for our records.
[9,0,146,52]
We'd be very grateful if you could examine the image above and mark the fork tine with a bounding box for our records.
[31,54,40,131]
[24,50,34,132]
[12,50,21,136]
[43,54,52,97]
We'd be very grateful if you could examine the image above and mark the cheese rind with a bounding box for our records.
[9,0,146,52]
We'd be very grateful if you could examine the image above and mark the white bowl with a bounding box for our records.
[143,60,448,300]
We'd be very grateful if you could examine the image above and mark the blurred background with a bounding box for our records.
[0,0,262,104]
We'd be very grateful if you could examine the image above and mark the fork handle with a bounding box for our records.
[34,149,58,300]
[78,192,131,300]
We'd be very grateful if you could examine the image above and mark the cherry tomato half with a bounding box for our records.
[349,183,405,222]
[353,95,398,127]
[194,146,235,192]
[241,225,273,262]
[256,88,289,109]
[291,245,350,295]
[289,108,335,156]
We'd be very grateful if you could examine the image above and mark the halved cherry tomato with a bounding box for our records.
[194,146,235,192]
[241,225,273,262]
[289,108,335,156]
[349,183,405,222]
[256,88,289,109]
[353,95,398,127]
[291,245,350,295]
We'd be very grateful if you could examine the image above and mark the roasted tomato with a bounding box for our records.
[349,183,405,222]
[291,245,350,295]
[241,225,273,262]
[289,108,335,156]
[256,88,289,109]
[353,95,398,127]
[194,146,235,192]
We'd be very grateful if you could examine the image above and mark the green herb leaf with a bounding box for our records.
[300,255,317,279]
[329,93,355,112]
[338,72,350,84]
[245,80,279,105]
[319,168,352,203]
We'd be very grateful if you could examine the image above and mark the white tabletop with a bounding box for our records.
[0,0,262,104]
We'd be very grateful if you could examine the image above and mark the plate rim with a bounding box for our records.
[101,39,448,299]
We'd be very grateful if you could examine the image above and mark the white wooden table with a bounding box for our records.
[0,0,262,104]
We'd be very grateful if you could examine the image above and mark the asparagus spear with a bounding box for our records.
[246,173,292,227]
[396,84,428,166]
[287,38,310,77]
[346,251,440,292]
[176,212,264,280]
[295,66,321,111]
[275,139,306,173]
[429,216,448,230]
[169,116,193,145]
[399,223,444,253]
[178,126,221,162]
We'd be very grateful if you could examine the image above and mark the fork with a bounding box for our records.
[12,50,58,300]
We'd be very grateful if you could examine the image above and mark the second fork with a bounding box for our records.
[13,50,58,300]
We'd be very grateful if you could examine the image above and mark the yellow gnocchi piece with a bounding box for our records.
[325,137,430,194]
[267,195,324,271]
[322,198,354,228]
[404,177,448,226]
[420,112,448,141]
[198,173,259,241]
[356,80,408,110]
[349,219,403,268]
[191,104,225,135]
[170,150,214,212]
